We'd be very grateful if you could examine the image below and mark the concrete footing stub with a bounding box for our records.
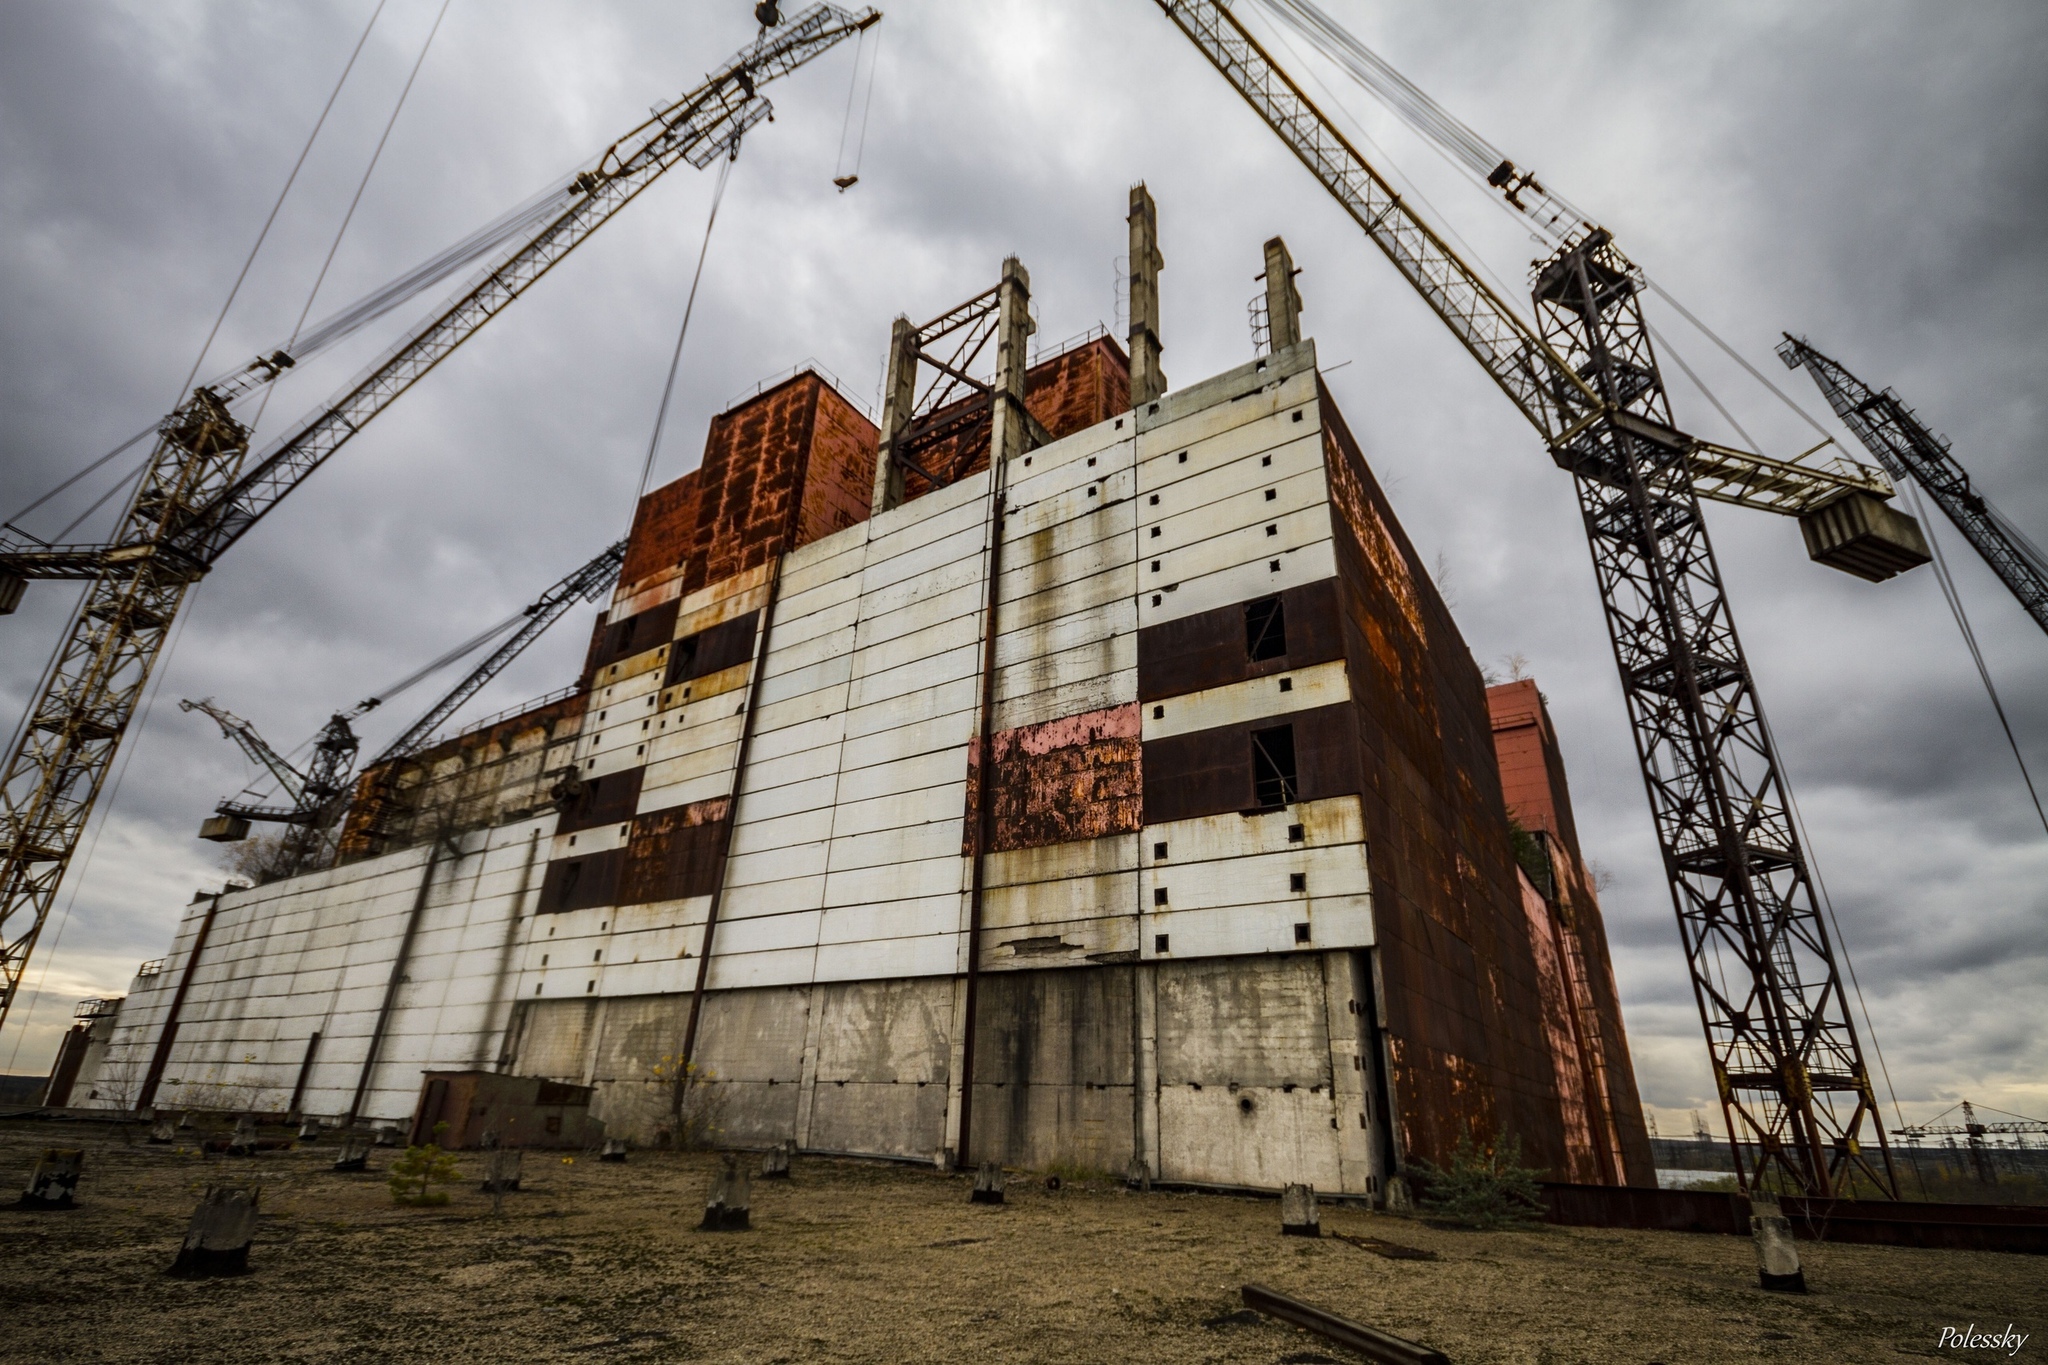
[331,1138,371,1173]
[374,1125,401,1147]
[1281,1183,1320,1237]
[1750,1197,1807,1293]
[481,1149,522,1193]
[297,1119,321,1141]
[760,1141,793,1179]
[16,1149,83,1210]
[700,1158,751,1231]
[970,1161,1005,1205]
[600,1138,628,1163]
[226,1116,258,1157]
[148,1121,176,1145]
[1124,1158,1152,1193]
[168,1185,259,1278]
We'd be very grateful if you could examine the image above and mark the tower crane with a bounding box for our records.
[182,537,627,876]
[1157,0,1916,1197]
[0,6,879,1038]
[1779,336,2048,635]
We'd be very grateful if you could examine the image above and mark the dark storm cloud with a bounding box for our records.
[2,0,2043,1126]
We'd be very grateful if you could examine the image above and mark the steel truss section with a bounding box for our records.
[0,393,248,1025]
[1780,336,2048,635]
[1157,0,1897,1197]
[1539,235,1896,1199]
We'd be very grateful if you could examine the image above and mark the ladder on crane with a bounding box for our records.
[0,5,878,1039]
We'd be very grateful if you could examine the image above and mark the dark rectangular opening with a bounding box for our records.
[1251,724,1297,808]
[1245,596,1287,661]
[1153,887,1169,906]
[1154,934,1170,953]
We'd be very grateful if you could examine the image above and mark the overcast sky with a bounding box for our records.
[3,0,2043,1139]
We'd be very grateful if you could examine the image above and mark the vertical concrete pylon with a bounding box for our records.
[987,256,1034,467]
[1263,236,1302,352]
[1127,185,1166,405]
[870,315,919,515]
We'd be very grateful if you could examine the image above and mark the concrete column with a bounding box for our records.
[1132,961,1160,1180]
[987,257,1035,467]
[1127,186,1166,405]
[870,315,918,515]
[793,985,824,1150]
[1322,950,1377,1196]
[1263,236,1302,352]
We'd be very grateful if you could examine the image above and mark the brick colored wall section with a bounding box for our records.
[620,797,731,905]
[1317,380,1579,1179]
[980,703,1143,854]
[1488,679,1657,1187]
[899,336,1133,502]
[618,471,702,603]
[800,383,881,548]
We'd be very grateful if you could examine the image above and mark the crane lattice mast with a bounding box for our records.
[0,5,878,1038]
[1155,0,1898,1198]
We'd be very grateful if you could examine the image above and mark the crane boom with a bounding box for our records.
[179,699,307,803]
[1779,336,2048,635]
[0,6,878,1039]
[1157,0,1897,1198]
[371,538,626,767]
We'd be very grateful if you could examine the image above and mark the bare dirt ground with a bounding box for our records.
[1,1118,2040,1364]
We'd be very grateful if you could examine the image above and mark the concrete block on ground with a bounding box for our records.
[481,1149,522,1193]
[374,1125,402,1147]
[1750,1196,1806,1293]
[1280,1182,1319,1237]
[971,1161,1005,1205]
[1125,1158,1151,1192]
[760,1141,793,1179]
[600,1138,628,1163]
[148,1120,177,1145]
[227,1116,259,1157]
[332,1137,371,1173]
[17,1149,83,1210]
[298,1119,322,1141]
[700,1157,751,1231]
[168,1185,259,1278]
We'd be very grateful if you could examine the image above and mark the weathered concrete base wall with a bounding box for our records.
[513,951,1386,1195]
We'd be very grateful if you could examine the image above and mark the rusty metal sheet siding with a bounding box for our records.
[591,597,682,673]
[618,470,703,604]
[553,765,644,836]
[1024,336,1133,440]
[617,796,730,906]
[980,703,1143,854]
[798,382,881,550]
[1136,577,1343,701]
[1488,679,1656,1187]
[1520,868,1604,1184]
[666,610,760,688]
[537,847,626,915]
[1317,383,1575,1180]
[1139,702,1361,826]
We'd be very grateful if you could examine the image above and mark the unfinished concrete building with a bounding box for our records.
[70,197,1655,1197]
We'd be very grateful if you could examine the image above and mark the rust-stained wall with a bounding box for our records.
[898,336,1133,502]
[979,703,1143,854]
[1317,381,1575,1178]
[1488,679,1656,1186]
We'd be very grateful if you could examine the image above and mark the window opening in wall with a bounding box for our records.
[1153,842,1168,858]
[1287,824,1304,842]
[1153,887,1169,905]
[1155,934,1170,953]
[1251,724,1298,808]
[1294,922,1311,943]
[1289,872,1307,892]
[1245,596,1287,661]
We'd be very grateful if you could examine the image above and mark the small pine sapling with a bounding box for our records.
[1413,1133,1545,1229]
[388,1123,462,1206]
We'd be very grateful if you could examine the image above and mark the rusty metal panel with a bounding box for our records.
[619,797,731,905]
[590,597,681,673]
[1139,701,1360,826]
[536,847,626,915]
[976,703,1143,854]
[1138,577,1342,701]
[666,609,758,688]
[553,765,643,835]
[1317,384,1575,1180]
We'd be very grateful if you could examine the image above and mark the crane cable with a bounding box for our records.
[634,145,739,507]
[831,24,881,190]
[252,0,455,439]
